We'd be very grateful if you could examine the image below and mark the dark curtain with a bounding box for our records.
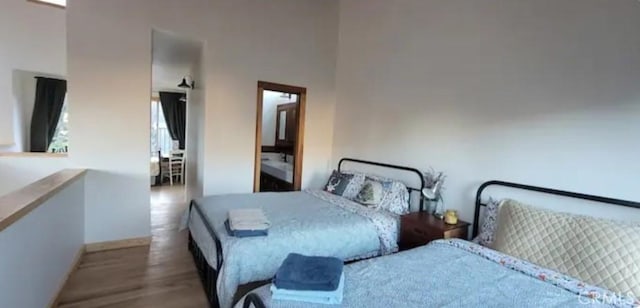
[159,92,186,149]
[30,77,67,152]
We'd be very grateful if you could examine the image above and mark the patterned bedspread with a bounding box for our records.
[237,239,640,308]
[185,190,399,308]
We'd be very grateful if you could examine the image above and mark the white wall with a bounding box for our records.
[202,0,339,193]
[0,156,71,196]
[0,47,70,195]
[333,0,640,221]
[0,176,85,308]
[68,1,153,243]
[67,0,339,243]
[186,46,205,200]
[261,90,298,147]
[0,0,66,149]
[8,71,36,152]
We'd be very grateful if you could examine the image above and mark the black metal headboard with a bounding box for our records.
[338,158,426,211]
[473,180,640,238]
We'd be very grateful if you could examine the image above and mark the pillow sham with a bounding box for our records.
[324,170,353,196]
[472,198,502,246]
[378,180,410,215]
[493,199,640,299]
[355,180,384,205]
[324,170,365,200]
[338,171,410,214]
[363,175,410,215]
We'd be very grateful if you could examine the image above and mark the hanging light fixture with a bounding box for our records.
[178,76,195,89]
[178,78,190,88]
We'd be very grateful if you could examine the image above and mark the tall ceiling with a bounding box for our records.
[152,30,202,93]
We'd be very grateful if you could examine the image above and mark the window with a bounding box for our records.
[48,98,68,153]
[151,99,175,156]
[28,0,66,8]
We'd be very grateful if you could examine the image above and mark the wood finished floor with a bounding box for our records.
[57,185,208,307]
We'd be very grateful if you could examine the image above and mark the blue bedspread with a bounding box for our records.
[187,190,398,308]
[237,239,639,308]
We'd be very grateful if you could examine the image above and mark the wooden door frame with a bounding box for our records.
[254,81,306,192]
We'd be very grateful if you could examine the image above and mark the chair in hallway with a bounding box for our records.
[168,150,185,186]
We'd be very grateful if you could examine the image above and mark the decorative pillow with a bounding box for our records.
[493,199,640,299]
[336,171,409,213]
[361,175,410,215]
[472,198,502,246]
[355,180,384,205]
[324,170,354,196]
[337,171,367,200]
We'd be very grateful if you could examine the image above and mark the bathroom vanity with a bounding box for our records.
[260,159,293,192]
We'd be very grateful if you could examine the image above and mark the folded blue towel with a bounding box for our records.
[224,220,268,237]
[271,273,344,305]
[274,253,344,291]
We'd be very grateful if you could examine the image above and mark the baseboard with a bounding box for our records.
[84,236,152,253]
[48,246,85,307]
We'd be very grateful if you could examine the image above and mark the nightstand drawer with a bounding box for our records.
[400,226,440,249]
[399,212,470,251]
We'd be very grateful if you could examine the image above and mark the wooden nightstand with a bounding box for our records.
[399,212,470,251]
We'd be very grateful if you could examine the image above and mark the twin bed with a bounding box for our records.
[184,158,640,308]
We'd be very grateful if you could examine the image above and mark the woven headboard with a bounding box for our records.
[493,199,640,299]
[472,180,640,238]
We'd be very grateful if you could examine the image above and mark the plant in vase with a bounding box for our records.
[421,168,446,218]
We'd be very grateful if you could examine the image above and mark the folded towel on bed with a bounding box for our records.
[271,273,344,304]
[274,253,344,291]
[228,208,271,231]
[224,220,268,237]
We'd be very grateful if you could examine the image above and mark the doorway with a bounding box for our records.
[150,29,204,207]
[254,81,306,192]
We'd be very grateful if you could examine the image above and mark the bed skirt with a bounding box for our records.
[189,232,220,308]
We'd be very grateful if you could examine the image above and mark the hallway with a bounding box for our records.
[57,186,207,307]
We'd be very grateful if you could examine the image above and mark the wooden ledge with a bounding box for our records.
[0,169,87,232]
[0,152,68,158]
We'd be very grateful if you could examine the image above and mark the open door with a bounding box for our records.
[254,81,306,192]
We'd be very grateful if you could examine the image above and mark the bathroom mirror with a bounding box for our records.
[275,103,297,147]
[278,110,287,141]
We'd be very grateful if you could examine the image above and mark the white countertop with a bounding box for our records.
[261,159,293,183]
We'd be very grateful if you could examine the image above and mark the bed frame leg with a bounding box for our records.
[243,293,266,308]
[189,233,221,308]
